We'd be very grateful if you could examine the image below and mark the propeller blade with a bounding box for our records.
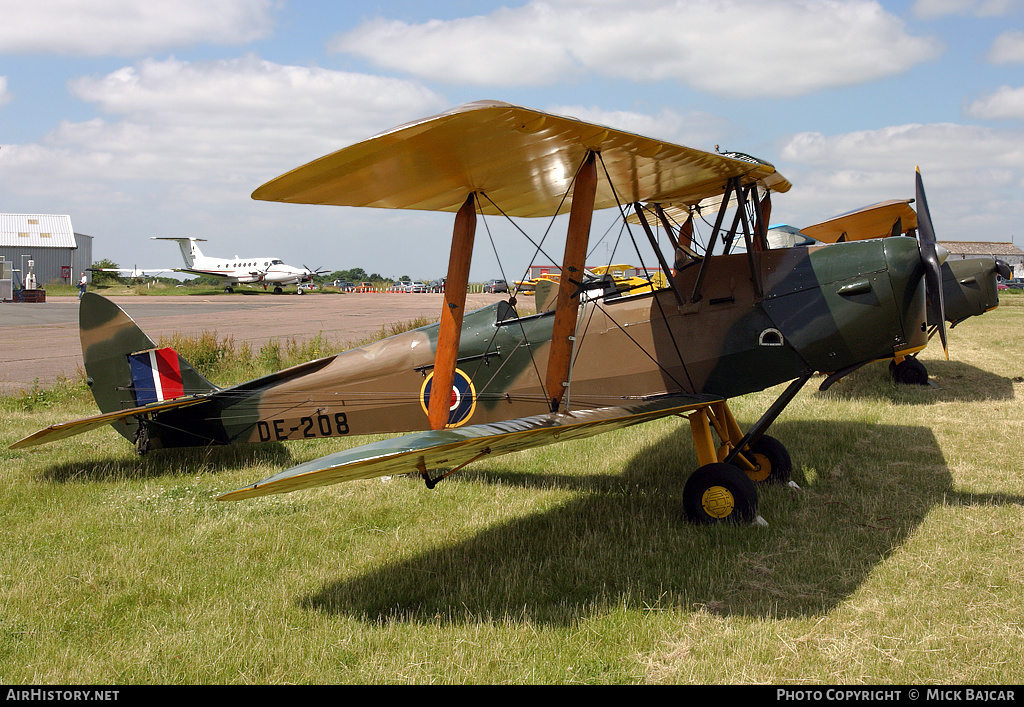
[915,167,948,359]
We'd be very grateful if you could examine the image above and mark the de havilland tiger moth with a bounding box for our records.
[768,198,1010,387]
[11,101,965,525]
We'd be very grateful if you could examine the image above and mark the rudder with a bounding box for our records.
[79,292,218,442]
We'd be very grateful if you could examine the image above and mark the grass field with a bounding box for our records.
[2,298,1022,684]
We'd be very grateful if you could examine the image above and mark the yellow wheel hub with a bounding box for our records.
[701,485,735,519]
[747,452,771,482]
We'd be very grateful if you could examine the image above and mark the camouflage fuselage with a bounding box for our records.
[87,237,928,451]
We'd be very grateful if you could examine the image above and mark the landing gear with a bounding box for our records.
[890,357,928,385]
[744,434,792,484]
[274,286,284,294]
[683,462,757,524]
[224,286,234,294]
[682,373,810,524]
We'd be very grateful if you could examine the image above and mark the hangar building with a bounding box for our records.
[0,214,93,287]
[939,241,1024,279]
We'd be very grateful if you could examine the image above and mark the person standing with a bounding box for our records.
[78,272,87,299]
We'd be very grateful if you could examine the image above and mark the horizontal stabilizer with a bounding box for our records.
[218,394,722,501]
[9,395,211,449]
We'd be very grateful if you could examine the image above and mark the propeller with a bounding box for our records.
[303,265,329,282]
[915,167,948,360]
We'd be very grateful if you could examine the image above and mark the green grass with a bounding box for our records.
[2,303,1023,683]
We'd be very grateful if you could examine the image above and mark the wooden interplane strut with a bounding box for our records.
[428,193,477,430]
[544,151,598,412]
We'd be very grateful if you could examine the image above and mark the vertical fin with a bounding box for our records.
[79,293,218,441]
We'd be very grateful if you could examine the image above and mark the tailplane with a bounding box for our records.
[79,292,218,442]
[150,237,206,269]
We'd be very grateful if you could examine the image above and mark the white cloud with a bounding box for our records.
[0,56,447,222]
[35,56,449,183]
[330,0,942,98]
[0,56,452,274]
[988,30,1024,63]
[0,0,276,56]
[544,104,730,150]
[777,123,1024,239]
[912,0,1020,18]
[967,85,1024,119]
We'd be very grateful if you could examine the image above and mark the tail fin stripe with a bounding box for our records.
[130,348,184,406]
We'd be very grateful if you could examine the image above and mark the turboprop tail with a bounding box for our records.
[150,237,206,269]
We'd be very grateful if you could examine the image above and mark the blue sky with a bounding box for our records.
[2,0,1023,281]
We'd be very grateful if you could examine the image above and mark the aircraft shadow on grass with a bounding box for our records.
[298,418,1023,627]
[36,442,292,484]
[815,359,1016,404]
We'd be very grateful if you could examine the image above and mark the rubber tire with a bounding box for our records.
[683,463,758,525]
[890,357,928,385]
[746,435,792,484]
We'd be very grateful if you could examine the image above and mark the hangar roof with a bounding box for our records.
[0,214,77,248]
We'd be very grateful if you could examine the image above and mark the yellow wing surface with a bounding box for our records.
[218,394,721,501]
[252,101,790,217]
[801,199,917,243]
[9,396,211,449]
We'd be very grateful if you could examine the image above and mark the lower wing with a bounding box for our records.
[218,394,722,501]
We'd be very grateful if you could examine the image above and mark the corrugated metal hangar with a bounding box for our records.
[0,214,93,288]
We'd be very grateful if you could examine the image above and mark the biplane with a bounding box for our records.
[773,199,1011,386]
[11,101,951,525]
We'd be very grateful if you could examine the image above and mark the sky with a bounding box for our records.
[2,0,1023,282]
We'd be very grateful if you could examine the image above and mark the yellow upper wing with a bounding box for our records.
[801,199,917,243]
[252,101,790,218]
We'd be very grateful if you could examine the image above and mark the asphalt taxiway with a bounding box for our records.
[0,292,505,396]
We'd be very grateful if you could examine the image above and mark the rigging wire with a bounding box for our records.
[594,153,696,391]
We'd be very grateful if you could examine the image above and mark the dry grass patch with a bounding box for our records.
[2,303,1022,683]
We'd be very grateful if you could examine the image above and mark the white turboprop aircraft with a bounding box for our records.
[152,237,320,293]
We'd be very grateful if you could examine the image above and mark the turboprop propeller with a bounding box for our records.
[302,265,329,281]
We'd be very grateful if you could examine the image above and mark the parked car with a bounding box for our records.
[405,281,427,293]
[1003,278,1024,290]
[333,280,354,291]
[483,278,508,293]
[355,282,374,292]
[429,278,446,293]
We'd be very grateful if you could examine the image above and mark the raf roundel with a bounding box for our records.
[419,368,477,428]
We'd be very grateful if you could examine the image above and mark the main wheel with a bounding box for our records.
[745,435,792,484]
[890,357,928,385]
[683,463,758,525]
